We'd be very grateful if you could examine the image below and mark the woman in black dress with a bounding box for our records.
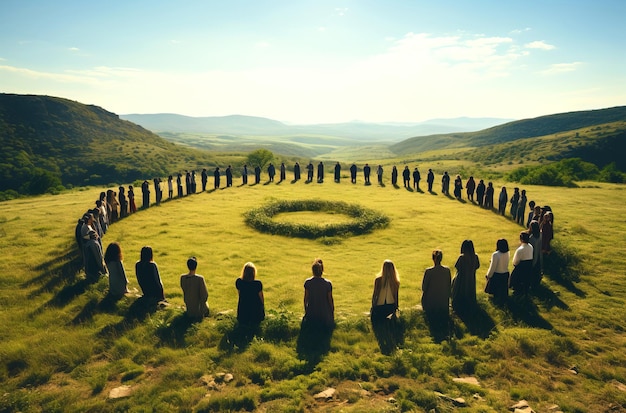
[236,262,265,325]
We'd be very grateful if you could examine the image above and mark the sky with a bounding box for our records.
[1,0,625,124]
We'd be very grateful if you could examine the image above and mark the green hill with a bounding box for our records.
[0,94,220,195]
[390,106,626,156]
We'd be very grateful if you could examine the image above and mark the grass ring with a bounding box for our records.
[244,199,390,239]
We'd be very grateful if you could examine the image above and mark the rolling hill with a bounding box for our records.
[0,94,220,195]
[390,106,626,155]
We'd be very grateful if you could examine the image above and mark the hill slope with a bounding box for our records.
[391,106,626,155]
[0,94,218,195]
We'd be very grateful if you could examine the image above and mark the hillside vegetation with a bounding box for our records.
[0,94,221,196]
[1,178,625,412]
[390,106,626,157]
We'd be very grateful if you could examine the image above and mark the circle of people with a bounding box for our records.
[75,162,555,327]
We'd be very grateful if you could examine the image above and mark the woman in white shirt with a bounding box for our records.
[485,239,510,304]
[510,232,534,295]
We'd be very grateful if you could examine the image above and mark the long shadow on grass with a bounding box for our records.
[98,297,160,338]
[25,247,84,296]
[296,319,333,365]
[423,312,452,343]
[542,245,585,297]
[219,322,261,352]
[451,303,497,339]
[532,283,569,311]
[71,293,127,325]
[371,315,405,355]
[156,313,198,347]
[504,294,553,330]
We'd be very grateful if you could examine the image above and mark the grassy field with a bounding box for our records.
[1,174,626,412]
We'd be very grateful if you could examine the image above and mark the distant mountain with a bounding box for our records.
[0,94,218,195]
[390,106,626,155]
[120,113,512,141]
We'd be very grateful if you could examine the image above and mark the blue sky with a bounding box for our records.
[1,0,625,123]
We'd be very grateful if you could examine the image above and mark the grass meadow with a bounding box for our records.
[1,174,626,412]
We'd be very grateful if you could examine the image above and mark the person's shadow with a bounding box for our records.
[296,318,333,365]
[219,322,260,352]
[452,302,497,339]
[371,314,405,355]
[423,311,451,343]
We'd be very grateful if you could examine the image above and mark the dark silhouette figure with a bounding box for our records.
[317,162,324,182]
[294,162,301,181]
[141,180,150,209]
[334,162,341,182]
[441,172,450,195]
[306,162,314,182]
[363,163,371,184]
[280,163,286,182]
[427,169,434,192]
[402,166,410,188]
[391,166,398,186]
[242,165,248,185]
[412,167,421,191]
[484,182,494,210]
[214,167,221,189]
[350,163,357,183]
[476,179,486,207]
[226,165,233,187]
[254,165,261,184]
[201,168,208,191]
[267,163,275,182]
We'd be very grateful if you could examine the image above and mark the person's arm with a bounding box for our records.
[512,248,521,266]
[327,289,334,317]
[486,253,497,279]
[371,278,380,307]
[303,288,309,312]
[259,290,264,305]
[200,277,208,303]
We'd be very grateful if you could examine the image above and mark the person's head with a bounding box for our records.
[432,249,443,264]
[534,205,541,215]
[529,221,540,237]
[311,258,324,277]
[140,246,153,263]
[496,239,509,253]
[105,242,123,263]
[543,210,553,223]
[460,239,475,256]
[488,182,493,187]
[520,232,530,243]
[241,262,257,281]
[83,212,93,223]
[99,191,106,201]
[378,259,400,285]
[521,189,526,196]
[187,257,198,271]
[91,208,100,218]
[529,200,536,209]
[119,186,124,193]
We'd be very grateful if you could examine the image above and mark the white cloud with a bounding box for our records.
[68,47,80,52]
[540,62,582,75]
[525,40,555,50]
[334,7,348,16]
[511,27,531,34]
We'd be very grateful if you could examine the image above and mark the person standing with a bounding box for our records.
[180,257,209,319]
[214,167,221,189]
[427,169,435,192]
[451,240,480,313]
[141,180,150,209]
[334,162,341,183]
[185,171,191,195]
[516,190,527,225]
[280,162,286,182]
[236,262,265,325]
[363,163,371,184]
[118,186,128,218]
[350,163,357,183]
[242,164,249,185]
[168,175,173,199]
[293,162,301,181]
[391,165,398,186]
[412,167,421,191]
[105,242,129,298]
[306,162,314,182]
[476,179,486,207]
[421,249,451,317]
[177,173,183,198]
[84,230,107,282]
[466,176,476,202]
[254,165,261,184]
[303,258,334,329]
[377,165,384,185]
[371,260,400,321]
[402,166,410,188]
[441,172,450,195]
[498,187,508,215]
[484,239,510,304]
[226,165,233,187]
[201,168,208,192]
[191,171,197,193]
[509,188,521,220]
[484,182,494,209]
[317,161,324,182]
[128,185,137,213]
[267,163,276,182]
[453,175,463,199]
[135,246,165,302]
[510,232,533,295]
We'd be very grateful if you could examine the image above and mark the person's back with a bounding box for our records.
[135,246,165,302]
[180,257,209,319]
[236,262,265,325]
[304,259,334,329]
[422,250,451,315]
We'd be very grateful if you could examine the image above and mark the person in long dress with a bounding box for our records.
[485,239,510,304]
[180,257,209,319]
[421,250,451,317]
[105,242,129,298]
[451,240,480,313]
[303,258,334,330]
[236,262,265,325]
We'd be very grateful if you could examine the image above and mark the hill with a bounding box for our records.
[121,113,511,142]
[0,94,220,195]
[390,106,626,155]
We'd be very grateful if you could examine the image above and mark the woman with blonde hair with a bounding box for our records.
[236,262,265,325]
[371,260,400,320]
